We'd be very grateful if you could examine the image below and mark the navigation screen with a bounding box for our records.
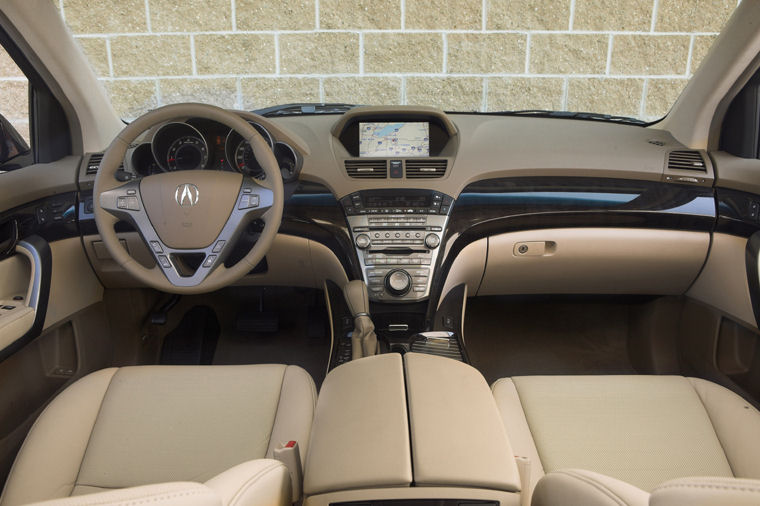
[359,122,429,157]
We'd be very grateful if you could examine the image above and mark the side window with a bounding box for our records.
[0,44,32,171]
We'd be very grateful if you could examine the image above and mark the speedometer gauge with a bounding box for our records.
[234,140,266,180]
[166,136,208,171]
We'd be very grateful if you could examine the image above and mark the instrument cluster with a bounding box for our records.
[128,117,301,182]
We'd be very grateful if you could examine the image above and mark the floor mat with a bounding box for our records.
[464,297,637,383]
[159,305,220,365]
[209,288,330,388]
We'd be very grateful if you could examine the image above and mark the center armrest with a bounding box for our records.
[404,353,521,492]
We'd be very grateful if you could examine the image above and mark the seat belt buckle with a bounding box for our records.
[274,440,302,502]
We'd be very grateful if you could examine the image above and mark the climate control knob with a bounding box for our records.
[384,269,412,296]
[424,233,440,249]
[355,234,371,249]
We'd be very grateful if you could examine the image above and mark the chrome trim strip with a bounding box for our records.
[16,240,42,311]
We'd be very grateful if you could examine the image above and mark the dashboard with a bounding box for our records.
[68,105,740,310]
[125,116,301,183]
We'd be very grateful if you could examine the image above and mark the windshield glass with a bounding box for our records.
[57,0,736,122]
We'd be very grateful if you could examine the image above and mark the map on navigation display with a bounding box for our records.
[359,122,429,157]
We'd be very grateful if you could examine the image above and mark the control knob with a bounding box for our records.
[355,234,371,249]
[384,269,412,296]
[424,233,440,249]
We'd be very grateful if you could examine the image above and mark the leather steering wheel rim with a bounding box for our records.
[93,103,284,294]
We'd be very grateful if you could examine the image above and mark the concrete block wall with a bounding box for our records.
[0,0,740,143]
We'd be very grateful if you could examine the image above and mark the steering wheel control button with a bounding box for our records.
[355,234,371,249]
[424,234,440,249]
[118,196,141,211]
[385,269,412,296]
[158,255,171,269]
[203,255,216,268]
[212,240,226,253]
[239,194,260,209]
[149,241,163,254]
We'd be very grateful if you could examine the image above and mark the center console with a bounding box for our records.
[341,189,454,302]
[303,353,521,506]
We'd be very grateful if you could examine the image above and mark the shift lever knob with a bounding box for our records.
[343,280,370,317]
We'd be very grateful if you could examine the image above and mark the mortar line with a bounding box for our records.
[524,33,531,73]
[686,34,695,75]
[144,0,152,32]
[568,0,576,30]
[106,38,114,77]
[68,29,722,37]
[650,0,660,32]
[639,78,648,117]
[442,32,448,73]
[605,34,613,75]
[190,34,197,75]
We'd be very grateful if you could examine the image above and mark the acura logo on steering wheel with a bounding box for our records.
[175,183,200,207]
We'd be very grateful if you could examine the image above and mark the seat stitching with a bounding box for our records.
[228,461,283,506]
[509,379,546,470]
[72,368,121,494]
[53,488,212,506]
[655,482,760,493]
[264,365,288,457]
[686,377,737,477]
[554,470,627,506]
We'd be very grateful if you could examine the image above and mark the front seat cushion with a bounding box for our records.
[492,375,760,496]
[1,365,316,505]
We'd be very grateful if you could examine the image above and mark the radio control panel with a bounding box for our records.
[341,189,453,302]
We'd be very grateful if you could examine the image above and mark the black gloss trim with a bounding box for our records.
[0,235,51,363]
[0,192,79,242]
[746,232,760,328]
[716,187,760,237]
[425,177,717,322]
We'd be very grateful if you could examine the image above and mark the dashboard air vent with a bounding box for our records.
[85,153,103,175]
[345,159,387,179]
[667,150,706,171]
[405,159,447,179]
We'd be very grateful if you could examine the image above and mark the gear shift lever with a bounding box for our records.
[342,280,378,359]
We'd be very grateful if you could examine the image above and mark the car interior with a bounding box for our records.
[1,1,760,505]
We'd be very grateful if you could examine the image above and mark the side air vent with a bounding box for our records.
[345,159,387,179]
[667,150,706,171]
[85,153,103,175]
[405,159,447,179]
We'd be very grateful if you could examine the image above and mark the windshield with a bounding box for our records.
[58,1,736,122]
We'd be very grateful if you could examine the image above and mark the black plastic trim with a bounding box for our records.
[745,231,760,329]
[0,235,52,363]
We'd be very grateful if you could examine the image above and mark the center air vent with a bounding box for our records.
[345,159,387,179]
[405,159,447,179]
[667,150,706,171]
[85,153,104,175]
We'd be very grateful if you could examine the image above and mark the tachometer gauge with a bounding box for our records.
[234,140,266,180]
[166,136,208,171]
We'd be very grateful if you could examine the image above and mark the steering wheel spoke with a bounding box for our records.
[94,103,284,293]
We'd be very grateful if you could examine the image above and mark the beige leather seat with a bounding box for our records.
[1,364,316,506]
[492,375,760,505]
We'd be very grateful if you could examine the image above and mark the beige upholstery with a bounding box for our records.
[1,365,316,506]
[303,354,412,496]
[531,469,649,506]
[649,476,760,506]
[25,459,291,506]
[492,375,760,505]
[403,353,520,492]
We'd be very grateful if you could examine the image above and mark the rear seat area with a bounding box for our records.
[492,375,760,505]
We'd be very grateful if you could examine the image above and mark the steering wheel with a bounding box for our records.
[93,103,284,294]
